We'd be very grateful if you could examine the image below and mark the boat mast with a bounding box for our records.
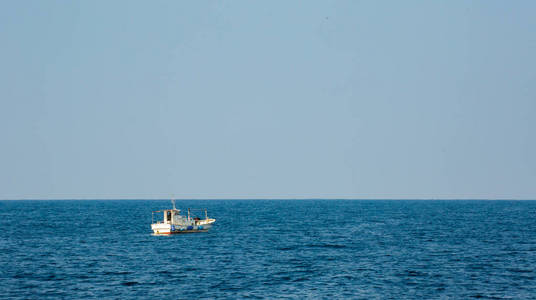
[188,208,191,221]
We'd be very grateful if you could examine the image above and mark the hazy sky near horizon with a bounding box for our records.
[1,1,535,199]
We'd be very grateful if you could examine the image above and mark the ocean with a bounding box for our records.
[1,200,535,299]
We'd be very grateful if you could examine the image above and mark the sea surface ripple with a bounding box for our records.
[1,200,535,299]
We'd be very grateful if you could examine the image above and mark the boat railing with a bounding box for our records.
[151,208,212,225]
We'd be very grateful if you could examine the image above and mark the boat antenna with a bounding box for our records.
[171,198,176,210]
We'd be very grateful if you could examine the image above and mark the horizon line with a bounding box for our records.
[1,198,535,201]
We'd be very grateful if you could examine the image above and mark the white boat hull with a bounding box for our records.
[151,219,215,235]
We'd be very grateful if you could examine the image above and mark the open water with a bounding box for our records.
[1,200,535,299]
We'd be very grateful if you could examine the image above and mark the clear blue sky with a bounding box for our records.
[1,1,535,199]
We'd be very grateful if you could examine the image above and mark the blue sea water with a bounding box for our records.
[1,200,535,299]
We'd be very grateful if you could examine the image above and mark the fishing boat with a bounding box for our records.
[151,200,216,235]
